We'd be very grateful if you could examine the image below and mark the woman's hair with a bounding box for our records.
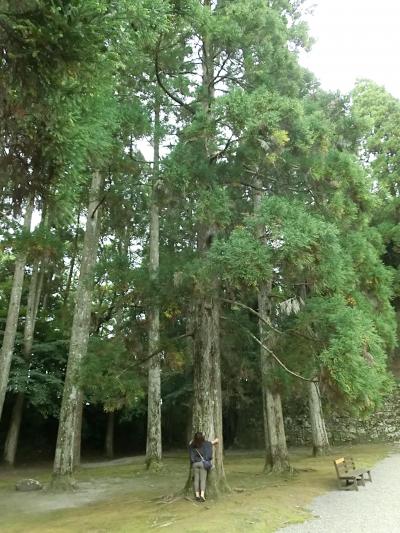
[191,431,205,448]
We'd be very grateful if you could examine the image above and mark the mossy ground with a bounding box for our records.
[0,443,393,533]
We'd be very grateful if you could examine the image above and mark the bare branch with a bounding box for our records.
[213,53,231,84]
[210,134,236,163]
[222,298,319,343]
[131,331,194,369]
[222,298,282,335]
[91,195,106,219]
[155,36,195,115]
[247,330,315,382]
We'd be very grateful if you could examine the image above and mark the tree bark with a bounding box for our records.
[255,181,290,473]
[185,289,229,497]
[182,0,229,497]
[146,94,162,470]
[63,209,81,306]
[0,198,33,422]
[73,394,83,468]
[52,172,102,489]
[308,380,330,456]
[105,411,115,459]
[3,255,42,466]
[3,392,24,466]
[258,288,290,472]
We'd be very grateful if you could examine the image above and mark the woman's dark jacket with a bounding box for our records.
[189,441,213,464]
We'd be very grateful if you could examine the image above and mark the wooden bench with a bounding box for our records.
[333,457,372,491]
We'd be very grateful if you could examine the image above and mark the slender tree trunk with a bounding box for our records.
[52,172,102,489]
[146,95,162,470]
[0,198,33,422]
[308,380,330,456]
[64,210,81,306]
[3,393,24,466]
[255,182,290,473]
[73,394,83,468]
[105,411,115,459]
[3,255,42,466]
[41,267,54,314]
[270,391,290,470]
[259,289,290,472]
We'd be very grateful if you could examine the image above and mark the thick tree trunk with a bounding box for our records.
[183,0,229,498]
[255,182,290,473]
[52,172,102,489]
[184,293,228,497]
[0,198,33,421]
[308,380,330,456]
[3,255,42,466]
[184,223,229,496]
[146,95,162,470]
[105,411,115,459]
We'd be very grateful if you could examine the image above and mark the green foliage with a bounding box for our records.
[196,187,233,228]
[306,296,393,413]
[82,337,144,412]
[8,337,68,417]
[1,0,399,459]
[254,196,343,287]
[209,227,272,289]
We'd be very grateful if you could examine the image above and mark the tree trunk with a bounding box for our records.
[308,380,330,456]
[105,411,115,459]
[184,293,229,497]
[184,223,229,496]
[3,392,24,466]
[258,288,290,472]
[0,198,33,421]
[63,210,81,306]
[183,0,229,498]
[52,172,102,489]
[146,95,162,470]
[3,255,42,466]
[269,391,290,471]
[73,394,83,468]
[255,182,290,473]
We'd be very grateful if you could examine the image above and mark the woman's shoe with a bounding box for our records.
[200,496,206,502]
[195,496,201,501]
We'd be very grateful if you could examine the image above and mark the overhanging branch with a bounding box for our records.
[247,330,315,382]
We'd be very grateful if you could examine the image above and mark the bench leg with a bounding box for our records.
[358,474,365,487]
[343,479,358,491]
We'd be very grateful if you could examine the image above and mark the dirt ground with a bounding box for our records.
[0,444,393,533]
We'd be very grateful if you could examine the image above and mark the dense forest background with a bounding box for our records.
[1,0,400,493]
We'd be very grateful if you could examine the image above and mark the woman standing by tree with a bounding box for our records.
[189,432,219,501]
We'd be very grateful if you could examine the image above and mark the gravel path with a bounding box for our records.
[277,452,400,533]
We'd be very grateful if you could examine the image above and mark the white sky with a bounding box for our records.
[300,0,400,98]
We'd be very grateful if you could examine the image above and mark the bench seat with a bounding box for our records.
[333,457,372,491]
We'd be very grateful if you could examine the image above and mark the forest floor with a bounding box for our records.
[0,443,394,533]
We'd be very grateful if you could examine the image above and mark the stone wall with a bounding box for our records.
[285,383,400,446]
[233,384,400,449]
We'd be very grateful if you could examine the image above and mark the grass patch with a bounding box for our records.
[0,443,394,533]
